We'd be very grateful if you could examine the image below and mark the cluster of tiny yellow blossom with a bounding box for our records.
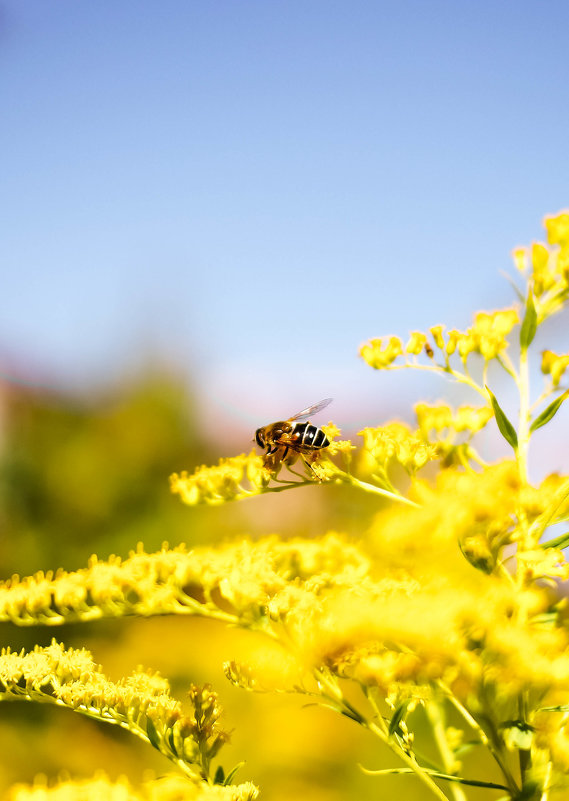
[0,642,236,786]
[414,403,493,436]
[3,774,258,801]
[360,307,519,370]
[0,535,370,628]
[513,210,569,316]
[358,422,439,475]
[170,451,272,505]
[541,349,569,387]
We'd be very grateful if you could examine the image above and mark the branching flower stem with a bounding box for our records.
[517,343,531,487]
[382,363,488,400]
[338,472,420,507]
[312,670,452,801]
[359,767,510,792]
[436,682,520,798]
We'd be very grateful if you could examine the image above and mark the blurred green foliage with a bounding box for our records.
[0,369,209,576]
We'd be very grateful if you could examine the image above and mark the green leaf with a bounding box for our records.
[223,762,244,786]
[519,291,538,349]
[213,766,225,785]
[486,387,518,449]
[388,699,410,738]
[539,531,569,550]
[146,717,161,751]
[530,389,569,433]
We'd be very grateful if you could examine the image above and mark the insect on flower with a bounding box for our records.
[255,398,333,472]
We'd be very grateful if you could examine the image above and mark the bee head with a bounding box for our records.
[255,428,266,448]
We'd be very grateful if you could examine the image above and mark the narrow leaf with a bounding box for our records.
[388,699,410,737]
[146,717,161,751]
[530,389,569,433]
[223,762,244,786]
[486,387,518,449]
[519,291,538,349]
[539,531,569,550]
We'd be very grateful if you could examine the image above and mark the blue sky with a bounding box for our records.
[1,0,569,440]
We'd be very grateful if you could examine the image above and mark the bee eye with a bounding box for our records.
[255,429,265,448]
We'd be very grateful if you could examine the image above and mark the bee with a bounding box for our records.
[255,398,333,471]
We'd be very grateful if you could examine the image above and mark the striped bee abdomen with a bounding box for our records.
[291,422,329,449]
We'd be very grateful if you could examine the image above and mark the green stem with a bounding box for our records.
[498,352,519,381]
[340,473,420,507]
[517,344,530,486]
[426,702,467,801]
[384,363,488,400]
[436,683,520,797]
[360,766,509,792]
[518,693,531,786]
[314,672,450,801]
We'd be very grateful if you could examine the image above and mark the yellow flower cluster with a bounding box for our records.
[358,422,439,474]
[3,774,258,801]
[0,536,370,629]
[277,470,569,708]
[0,642,233,784]
[367,463,568,581]
[358,335,404,368]
[429,308,520,362]
[360,308,519,370]
[513,210,569,313]
[170,452,271,505]
[415,402,492,436]
[541,349,569,387]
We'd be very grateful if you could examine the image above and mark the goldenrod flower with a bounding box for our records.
[512,246,528,273]
[471,308,519,359]
[544,210,569,247]
[429,325,445,350]
[445,329,461,355]
[4,774,259,801]
[405,331,427,355]
[359,422,438,474]
[359,336,403,369]
[170,452,270,505]
[541,349,569,387]
[0,642,239,786]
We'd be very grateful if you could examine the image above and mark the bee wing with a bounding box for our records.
[289,398,333,422]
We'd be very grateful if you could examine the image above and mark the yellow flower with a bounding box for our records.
[405,331,427,355]
[531,241,556,295]
[454,405,493,433]
[517,548,569,581]
[415,403,453,434]
[359,336,403,369]
[4,775,259,801]
[170,451,270,505]
[445,329,461,355]
[359,422,438,474]
[544,210,569,247]
[541,349,569,387]
[512,246,528,273]
[471,308,519,359]
[429,325,445,350]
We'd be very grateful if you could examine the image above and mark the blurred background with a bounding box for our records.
[1,1,569,799]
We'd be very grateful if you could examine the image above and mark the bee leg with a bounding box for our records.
[301,454,323,481]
